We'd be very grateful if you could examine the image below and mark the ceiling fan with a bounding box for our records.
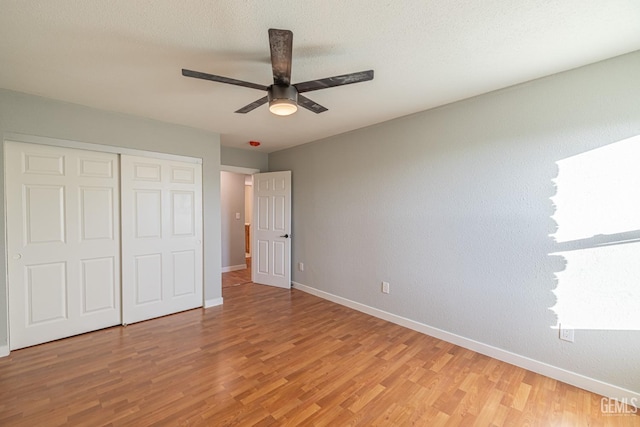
[182,29,374,116]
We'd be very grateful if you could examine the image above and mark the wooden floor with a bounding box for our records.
[222,258,252,289]
[1,269,638,425]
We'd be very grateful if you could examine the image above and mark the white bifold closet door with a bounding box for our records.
[6,142,121,350]
[120,155,203,324]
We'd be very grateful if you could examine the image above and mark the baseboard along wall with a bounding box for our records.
[292,281,640,409]
[221,264,247,273]
[204,297,224,309]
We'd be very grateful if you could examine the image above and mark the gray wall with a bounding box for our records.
[221,171,247,269]
[269,51,640,392]
[0,89,222,349]
[221,146,268,171]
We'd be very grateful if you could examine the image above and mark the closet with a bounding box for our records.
[5,141,203,350]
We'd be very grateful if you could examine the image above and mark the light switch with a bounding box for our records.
[235,212,241,220]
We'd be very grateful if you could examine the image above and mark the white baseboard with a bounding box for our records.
[221,264,247,273]
[0,344,9,358]
[292,281,640,408]
[204,297,223,308]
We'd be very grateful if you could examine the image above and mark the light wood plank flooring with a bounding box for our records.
[222,258,252,289]
[0,270,638,425]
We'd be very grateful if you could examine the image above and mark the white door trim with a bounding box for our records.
[4,132,202,164]
[220,165,260,175]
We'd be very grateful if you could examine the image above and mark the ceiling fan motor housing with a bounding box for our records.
[268,84,298,104]
[268,85,299,115]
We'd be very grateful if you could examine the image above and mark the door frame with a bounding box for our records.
[2,132,203,354]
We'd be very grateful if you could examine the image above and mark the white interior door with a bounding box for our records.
[6,141,121,350]
[252,171,291,289]
[121,155,203,324]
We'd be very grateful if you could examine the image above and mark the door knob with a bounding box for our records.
[280,234,290,238]
[13,254,22,260]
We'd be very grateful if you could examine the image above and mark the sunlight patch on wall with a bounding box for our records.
[550,135,640,330]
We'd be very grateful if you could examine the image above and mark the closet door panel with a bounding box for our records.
[121,155,203,324]
[6,142,120,350]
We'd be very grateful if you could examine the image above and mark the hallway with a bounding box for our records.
[222,258,251,289]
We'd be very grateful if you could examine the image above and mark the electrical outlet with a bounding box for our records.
[559,325,575,342]
[298,262,304,272]
[382,281,390,294]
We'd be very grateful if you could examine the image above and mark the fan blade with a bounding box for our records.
[182,69,268,91]
[235,96,269,114]
[268,29,293,86]
[298,95,328,114]
[294,70,374,93]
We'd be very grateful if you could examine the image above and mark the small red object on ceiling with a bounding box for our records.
[249,141,261,147]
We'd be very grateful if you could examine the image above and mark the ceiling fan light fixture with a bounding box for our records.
[268,85,298,116]
[269,99,298,116]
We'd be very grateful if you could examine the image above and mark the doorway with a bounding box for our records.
[219,167,292,290]
[220,166,259,288]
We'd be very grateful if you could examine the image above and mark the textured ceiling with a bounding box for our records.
[1,1,639,153]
